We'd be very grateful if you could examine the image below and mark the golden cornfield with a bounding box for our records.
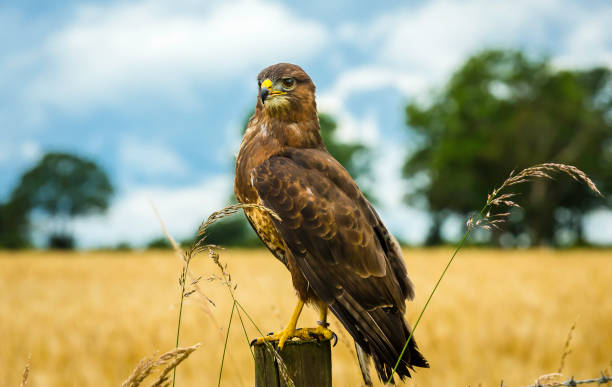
[1,248,611,386]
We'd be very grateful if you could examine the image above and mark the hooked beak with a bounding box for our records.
[260,87,269,103]
[260,79,272,103]
[259,78,287,104]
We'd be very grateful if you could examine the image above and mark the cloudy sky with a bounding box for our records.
[1,0,611,247]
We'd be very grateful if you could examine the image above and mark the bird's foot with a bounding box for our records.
[297,326,337,346]
[250,326,337,349]
[251,327,299,349]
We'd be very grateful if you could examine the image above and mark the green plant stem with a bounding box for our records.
[235,301,292,384]
[386,204,489,384]
[172,260,191,387]
[235,307,268,387]
[235,301,266,337]
[235,308,255,359]
[215,261,266,387]
[218,301,236,387]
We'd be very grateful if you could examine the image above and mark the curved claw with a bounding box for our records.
[250,337,281,351]
[249,326,336,348]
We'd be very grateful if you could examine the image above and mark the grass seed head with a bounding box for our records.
[121,343,200,387]
[20,354,31,387]
[473,163,603,232]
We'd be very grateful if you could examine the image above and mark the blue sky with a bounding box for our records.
[1,0,611,247]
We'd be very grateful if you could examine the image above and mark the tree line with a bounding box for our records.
[0,49,609,249]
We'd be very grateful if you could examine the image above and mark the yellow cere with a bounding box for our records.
[261,79,273,90]
[261,78,286,96]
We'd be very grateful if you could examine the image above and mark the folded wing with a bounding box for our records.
[252,148,427,380]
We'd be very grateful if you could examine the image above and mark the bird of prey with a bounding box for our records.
[234,63,428,381]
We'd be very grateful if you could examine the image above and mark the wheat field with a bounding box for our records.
[1,248,611,386]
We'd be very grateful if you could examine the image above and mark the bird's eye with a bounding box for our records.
[281,78,295,89]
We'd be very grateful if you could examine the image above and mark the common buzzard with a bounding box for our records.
[234,63,428,381]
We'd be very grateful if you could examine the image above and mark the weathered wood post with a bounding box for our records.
[253,338,332,387]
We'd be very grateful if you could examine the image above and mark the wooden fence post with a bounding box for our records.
[253,339,332,387]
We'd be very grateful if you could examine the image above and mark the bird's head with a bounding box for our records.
[255,63,317,121]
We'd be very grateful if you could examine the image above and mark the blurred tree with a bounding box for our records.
[146,236,171,249]
[403,49,611,246]
[114,241,132,251]
[9,152,114,249]
[0,198,31,248]
[240,111,371,182]
[201,111,372,248]
[318,113,371,184]
[187,216,263,247]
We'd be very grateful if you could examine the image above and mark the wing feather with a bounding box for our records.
[251,148,427,380]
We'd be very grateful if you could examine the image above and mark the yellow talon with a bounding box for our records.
[254,327,298,348]
[251,300,336,349]
[296,326,335,341]
[253,326,335,347]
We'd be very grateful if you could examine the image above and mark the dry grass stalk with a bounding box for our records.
[254,338,296,387]
[184,202,279,292]
[527,319,580,387]
[184,204,294,387]
[525,372,612,387]
[533,373,562,386]
[121,343,200,387]
[467,163,602,232]
[206,246,295,387]
[558,317,578,374]
[153,202,290,387]
[150,201,247,386]
[150,201,216,310]
[389,163,602,384]
[20,354,31,387]
[190,203,279,255]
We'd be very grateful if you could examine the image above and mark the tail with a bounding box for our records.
[354,342,373,386]
[329,295,429,382]
[368,309,429,382]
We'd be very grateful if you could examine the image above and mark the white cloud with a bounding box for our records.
[318,0,612,176]
[0,140,42,165]
[553,7,612,69]
[321,0,611,115]
[4,0,611,248]
[119,138,191,178]
[366,0,603,82]
[317,67,426,146]
[325,108,379,147]
[11,0,327,113]
[368,0,516,79]
[370,142,430,245]
[72,175,232,247]
[318,66,428,111]
[20,141,42,161]
[584,208,612,246]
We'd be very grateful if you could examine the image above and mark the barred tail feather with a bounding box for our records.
[368,308,429,382]
[355,341,373,386]
[329,294,428,382]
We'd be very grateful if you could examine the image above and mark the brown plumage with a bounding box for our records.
[234,63,428,381]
